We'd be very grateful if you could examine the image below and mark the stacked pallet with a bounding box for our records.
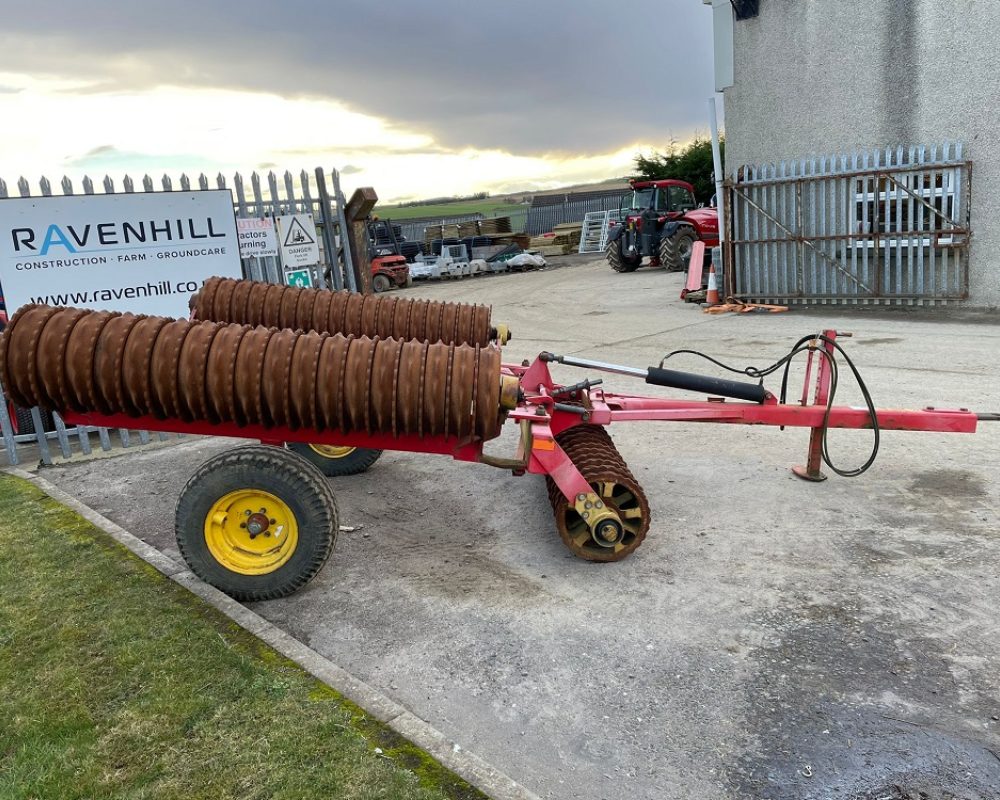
[478,216,513,235]
[487,233,532,251]
[529,222,583,256]
[509,233,532,250]
[423,216,514,247]
[423,221,476,244]
[553,222,583,249]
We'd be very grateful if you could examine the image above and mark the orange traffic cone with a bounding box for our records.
[705,263,721,306]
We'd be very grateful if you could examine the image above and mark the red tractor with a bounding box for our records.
[606,179,719,273]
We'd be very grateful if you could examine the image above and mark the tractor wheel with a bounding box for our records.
[606,240,641,273]
[13,405,33,435]
[372,274,392,293]
[175,445,338,601]
[659,226,698,272]
[286,443,383,477]
[12,405,54,436]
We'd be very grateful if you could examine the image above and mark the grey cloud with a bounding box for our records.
[82,144,116,157]
[275,144,448,158]
[339,164,363,175]
[0,1,715,156]
[63,144,126,167]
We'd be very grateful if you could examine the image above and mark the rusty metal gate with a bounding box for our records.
[726,143,971,304]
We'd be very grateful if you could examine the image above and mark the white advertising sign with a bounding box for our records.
[0,190,241,318]
[237,216,278,258]
[276,213,320,268]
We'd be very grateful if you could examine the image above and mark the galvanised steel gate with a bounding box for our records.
[0,167,355,466]
[726,143,971,304]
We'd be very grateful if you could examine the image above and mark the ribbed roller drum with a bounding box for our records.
[0,304,508,443]
[545,424,651,562]
[191,276,501,346]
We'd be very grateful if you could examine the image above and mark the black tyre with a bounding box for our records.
[659,226,698,272]
[372,273,392,293]
[606,239,641,273]
[175,445,338,601]
[12,405,54,436]
[13,405,33,435]
[287,442,383,477]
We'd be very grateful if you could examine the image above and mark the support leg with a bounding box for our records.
[792,331,838,482]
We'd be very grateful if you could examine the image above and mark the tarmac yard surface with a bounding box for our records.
[43,258,1000,799]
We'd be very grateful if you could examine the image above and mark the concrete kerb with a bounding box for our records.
[11,467,541,800]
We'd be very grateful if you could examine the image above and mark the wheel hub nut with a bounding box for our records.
[246,512,270,538]
[597,521,623,545]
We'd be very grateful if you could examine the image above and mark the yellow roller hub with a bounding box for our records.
[204,489,298,575]
[308,444,357,459]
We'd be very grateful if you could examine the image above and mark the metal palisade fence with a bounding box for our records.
[525,195,624,236]
[726,143,971,304]
[0,167,356,466]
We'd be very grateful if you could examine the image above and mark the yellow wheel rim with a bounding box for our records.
[204,489,298,575]
[308,444,356,459]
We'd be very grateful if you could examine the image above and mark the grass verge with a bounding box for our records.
[0,473,487,800]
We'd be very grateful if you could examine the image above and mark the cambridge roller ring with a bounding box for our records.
[186,276,513,476]
[191,276,511,347]
[545,424,650,563]
[0,304,514,443]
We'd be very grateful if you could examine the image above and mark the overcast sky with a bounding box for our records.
[0,1,716,201]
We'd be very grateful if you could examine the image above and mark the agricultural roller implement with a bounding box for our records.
[1,278,995,601]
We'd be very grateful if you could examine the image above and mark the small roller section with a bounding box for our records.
[0,304,510,443]
[545,425,650,562]
[191,276,507,347]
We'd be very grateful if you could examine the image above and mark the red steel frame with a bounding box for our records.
[62,330,979,507]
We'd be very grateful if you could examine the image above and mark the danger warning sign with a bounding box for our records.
[276,213,319,267]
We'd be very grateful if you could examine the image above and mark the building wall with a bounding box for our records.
[722,0,1000,306]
